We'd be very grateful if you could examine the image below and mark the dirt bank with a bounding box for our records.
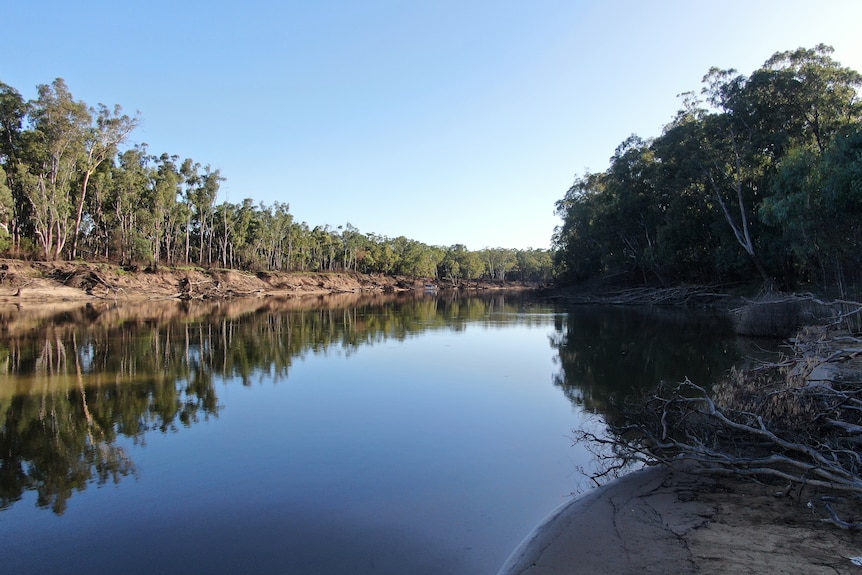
[0,259,528,303]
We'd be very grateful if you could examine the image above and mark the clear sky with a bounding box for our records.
[3,1,861,250]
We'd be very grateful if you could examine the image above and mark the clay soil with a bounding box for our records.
[682,471,862,575]
[0,259,523,303]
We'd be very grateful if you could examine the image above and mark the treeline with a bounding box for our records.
[553,45,862,297]
[0,79,551,282]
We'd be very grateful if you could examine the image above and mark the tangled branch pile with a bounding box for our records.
[578,319,862,527]
[554,284,734,306]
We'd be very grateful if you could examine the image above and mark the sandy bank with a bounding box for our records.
[0,259,533,303]
[499,463,861,575]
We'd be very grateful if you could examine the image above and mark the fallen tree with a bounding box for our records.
[577,311,862,528]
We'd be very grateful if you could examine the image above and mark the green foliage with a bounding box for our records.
[0,76,547,279]
[553,45,862,294]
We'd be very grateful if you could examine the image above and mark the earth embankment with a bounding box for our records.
[0,259,523,302]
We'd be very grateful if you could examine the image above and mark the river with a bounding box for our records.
[0,292,746,574]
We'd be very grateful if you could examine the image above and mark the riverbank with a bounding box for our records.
[6,261,860,573]
[500,317,862,575]
[499,461,862,575]
[0,259,532,302]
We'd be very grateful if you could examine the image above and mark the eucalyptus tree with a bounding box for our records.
[23,79,90,259]
[255,202,293,270]
[413,243,444,279]
[213,201,237,268]
[70,103,139,259]
[340,222,365,272]
[309,225,341,271]
[179,160,223,265]
[513,249,553,282]
[818,124,862,294]
[552,171,607,282]
[554,45,862,290]
[289,221,313,271]
[478,248,514,280]
[743,45,862,156]
[146,153,182,265]
[439,244,481,282]
[753,47,862,291]
[652,114,748,282]
[77,160,115,258]
[0,82,29,245]
[761,123,862,293]
[694,46,861,284]
[110,146,152,263]
[179,158,200,264]
[366,233,396,274]
[606,136,669,283]
[198,167,223,265]
[0,165,13,246]
[682,70,772,282]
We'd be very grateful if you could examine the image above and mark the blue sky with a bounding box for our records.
[4,1,861,250]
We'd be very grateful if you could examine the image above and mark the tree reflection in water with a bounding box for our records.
[0,291,536,514]
[550,305,742,424]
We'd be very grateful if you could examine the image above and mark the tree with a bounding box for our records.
[513,249,552,282]
[601,135,665,284]
[0,165,14,248]
[690,70,773,283]
[0,82,29,246]
[480,247,516,281]
[146,153,182,265]
[24,79,90,259]
[696,47,861,285]
[554,45,862,291]
[340,223,365,272]
[70,103,139,259]
[762,124,862,294]
[256,202,293,270]
[110,146,152,263]
[747,44,862,155]
[440,244,481,283]
[553,171,607,282]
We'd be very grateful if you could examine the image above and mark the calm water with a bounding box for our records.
[0,293,744,574]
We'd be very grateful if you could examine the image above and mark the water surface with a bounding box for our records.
[0,293,742,574]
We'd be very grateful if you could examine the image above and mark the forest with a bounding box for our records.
[0,79,551,283]
[553,45,862,298]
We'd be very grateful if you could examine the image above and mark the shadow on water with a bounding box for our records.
[550,305,753,424]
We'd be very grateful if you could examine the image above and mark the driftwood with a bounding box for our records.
[732,294,862,337]
[49,268,124,297]
[592,379,862,491]
[553,284,735,306]
[577,316,862,527]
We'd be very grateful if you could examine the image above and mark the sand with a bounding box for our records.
[498,463,862,575]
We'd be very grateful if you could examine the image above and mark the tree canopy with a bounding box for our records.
[0,78,551,283]
[553,45,862,297]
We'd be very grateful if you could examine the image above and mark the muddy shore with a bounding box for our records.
[499,462,862,575]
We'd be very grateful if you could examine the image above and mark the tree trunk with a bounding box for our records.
[70,169,92,260]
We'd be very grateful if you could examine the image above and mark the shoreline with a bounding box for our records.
[498,462,861,575]
[497,465,701,575]
[0,258,536,303]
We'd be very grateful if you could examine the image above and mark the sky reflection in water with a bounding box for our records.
[0,295,742,574]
